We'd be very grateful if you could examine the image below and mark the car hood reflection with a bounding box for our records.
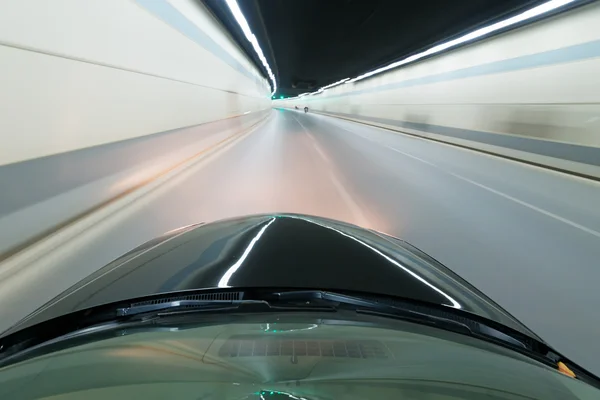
[5,214,535,338]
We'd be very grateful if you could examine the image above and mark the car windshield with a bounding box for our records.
[0,314,597,400]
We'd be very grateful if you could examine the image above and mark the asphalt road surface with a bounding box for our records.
[3,109,600,373]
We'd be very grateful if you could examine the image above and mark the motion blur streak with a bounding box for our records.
[1,0,600,382]
[2,110,599,374]
[224,0,277,95]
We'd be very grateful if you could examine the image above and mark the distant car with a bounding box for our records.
[295,105,299,110]
[0,213,598,398]
[304,106,308,113]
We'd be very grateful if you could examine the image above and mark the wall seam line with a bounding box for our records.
[0,40,261,99]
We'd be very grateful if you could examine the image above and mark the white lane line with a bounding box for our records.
[310,136,329,161]
[292,115,369,227]
[326,168,369,227]
[327,114,600,187]
[384,144,600,239]
[447,171,600,239]
[383,144,438,167]
[333,122,600,240]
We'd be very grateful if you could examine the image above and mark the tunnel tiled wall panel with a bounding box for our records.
[0,0,271,165]
[0,0,272,254]
[277,1,600,178]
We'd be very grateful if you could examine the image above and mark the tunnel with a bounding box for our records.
[0,0,600,384]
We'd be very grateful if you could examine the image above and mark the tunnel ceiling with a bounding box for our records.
[203,0,550,98]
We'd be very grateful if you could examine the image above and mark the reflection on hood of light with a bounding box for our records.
[285,216,462,309]
[218,218,276,287]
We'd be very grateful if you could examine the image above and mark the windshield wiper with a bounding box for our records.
[117,298,336,319]
[117,291,482,340]
[1,289,528,367]
[0,296,336,366]
[117,300,246,317]
[271,290,526,349]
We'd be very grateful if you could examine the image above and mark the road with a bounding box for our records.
[3,108,600,373]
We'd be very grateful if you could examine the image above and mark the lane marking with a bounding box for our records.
[323,113,600,187]
[446,171,600,239]
[311,139,329,161]
[292,115,369,227]
[383,144,438,167]
[334,122,600,240]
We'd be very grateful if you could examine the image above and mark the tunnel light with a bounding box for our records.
[283,78,350,100]
[310,77,349,95]
[347,0,578,83]
[225,0,277,96]
[280,0,578,101]
[320,77,350,90]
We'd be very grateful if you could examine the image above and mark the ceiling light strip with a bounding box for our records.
[288,77,350,99]
[348,0,577,83]
[225,0,277,96]
[282,0,578,100]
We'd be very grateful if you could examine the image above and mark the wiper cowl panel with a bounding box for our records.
[0,289,531,369]
[117,300,243,317]
[117,298,337,319]
[271,290,528,350]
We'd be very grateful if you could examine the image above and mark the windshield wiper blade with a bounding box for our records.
[356,308,472,334]
[274,290,472,331]
[0,294,337,366]
[117,290,526,350]
[117,300,244,317]
[117,298,336,318]
[271,290,526,349]
[273,290,382,307]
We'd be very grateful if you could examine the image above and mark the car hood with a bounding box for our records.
[4,214,537,338]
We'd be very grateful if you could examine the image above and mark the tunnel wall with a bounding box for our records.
[277,1,600,178]
[0,0,272,255]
